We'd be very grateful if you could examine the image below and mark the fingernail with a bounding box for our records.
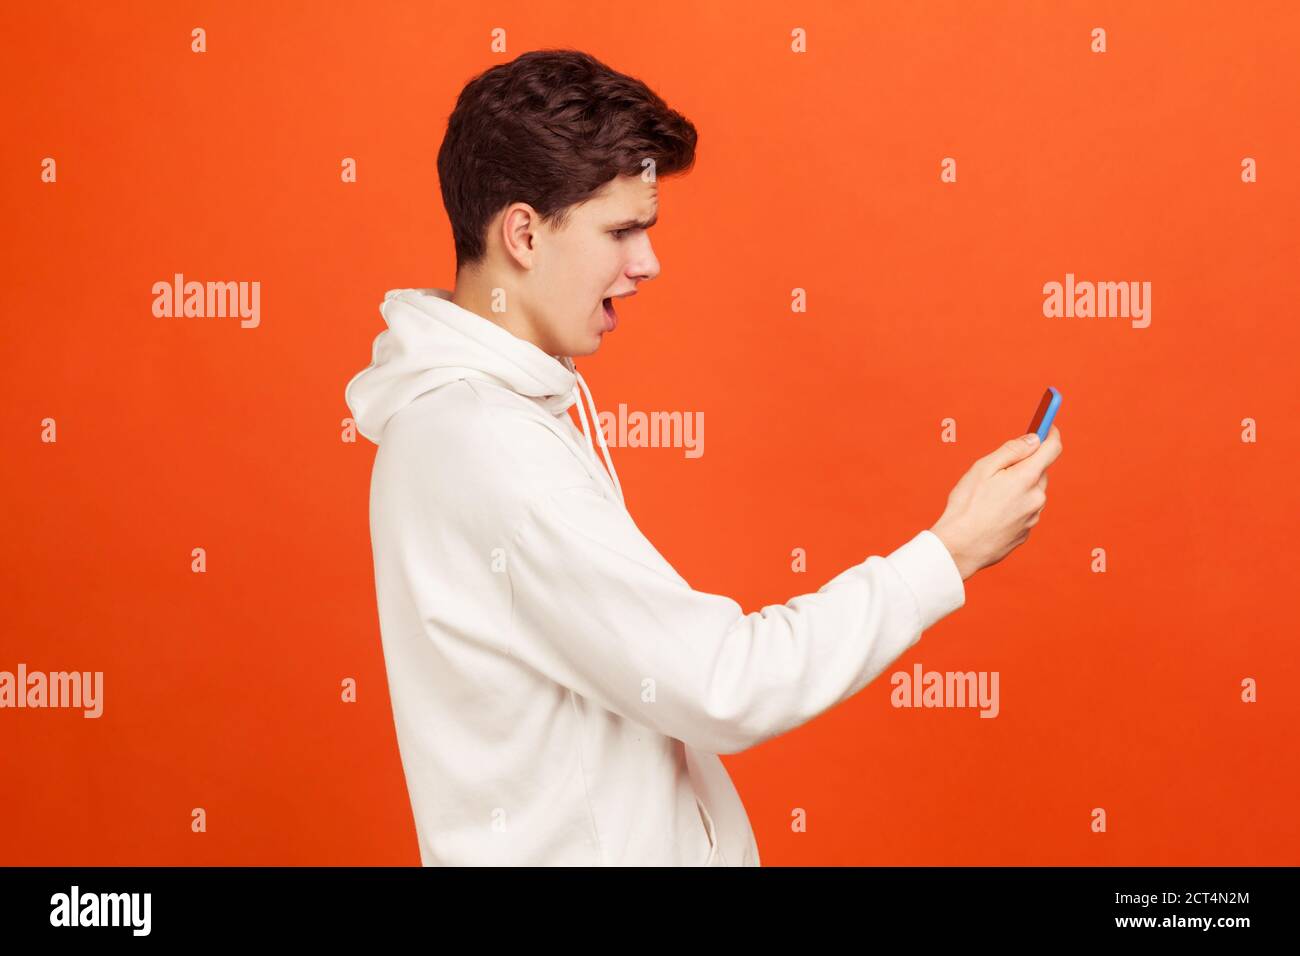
[1024,434,1039,444]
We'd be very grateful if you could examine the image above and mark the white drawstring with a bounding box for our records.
[571,366,624,504]
[571,378,598,459]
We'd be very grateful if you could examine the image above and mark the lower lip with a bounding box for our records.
[601,298,618,332]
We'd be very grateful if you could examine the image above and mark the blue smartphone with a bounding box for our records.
[1027,387,1062,442]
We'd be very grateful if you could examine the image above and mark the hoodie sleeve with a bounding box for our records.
[505,483,966,756]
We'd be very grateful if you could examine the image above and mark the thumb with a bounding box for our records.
[985,433,1040,472]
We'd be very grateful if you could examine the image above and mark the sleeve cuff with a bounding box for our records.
[884,529,967,634]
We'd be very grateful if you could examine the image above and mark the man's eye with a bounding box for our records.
[612,228,633,240]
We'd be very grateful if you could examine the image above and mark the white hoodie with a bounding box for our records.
[345,288,967,866]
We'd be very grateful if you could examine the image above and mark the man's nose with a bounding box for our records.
[630,237,660,282]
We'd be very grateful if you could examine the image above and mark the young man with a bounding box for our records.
[345,49,1061,866]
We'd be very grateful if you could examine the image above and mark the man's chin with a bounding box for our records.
[569,336,603,357]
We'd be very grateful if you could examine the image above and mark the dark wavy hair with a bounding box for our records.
[436,48,699,271]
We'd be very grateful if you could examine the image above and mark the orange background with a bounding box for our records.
[3,0,1297,865]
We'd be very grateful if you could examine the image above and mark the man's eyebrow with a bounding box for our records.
[607,212,658,230]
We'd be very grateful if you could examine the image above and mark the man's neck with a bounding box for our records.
[451,272,564,363]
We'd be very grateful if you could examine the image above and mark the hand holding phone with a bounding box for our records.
[928,387,1064,580]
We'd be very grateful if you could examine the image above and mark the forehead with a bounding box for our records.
[590,173,658,211]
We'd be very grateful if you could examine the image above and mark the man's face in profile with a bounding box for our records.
[528,172,660,357]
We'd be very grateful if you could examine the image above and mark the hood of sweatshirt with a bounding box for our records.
[345,287,623,502]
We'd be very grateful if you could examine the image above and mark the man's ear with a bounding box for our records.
[500,203,540,269]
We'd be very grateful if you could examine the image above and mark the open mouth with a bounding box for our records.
[601,297,618,331]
